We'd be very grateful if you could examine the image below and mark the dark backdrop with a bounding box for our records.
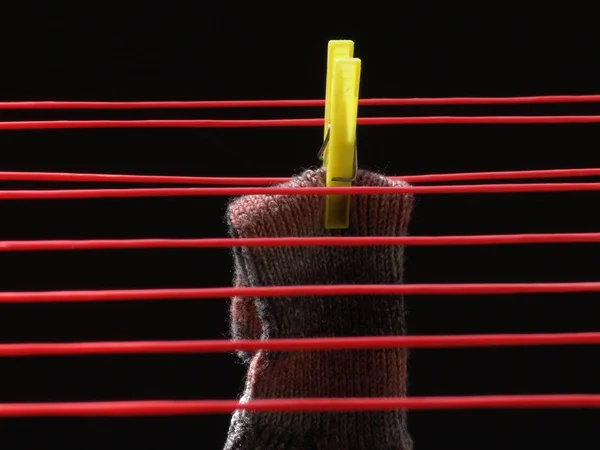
[0,3,599,449]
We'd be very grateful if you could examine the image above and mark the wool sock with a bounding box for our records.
[223,168,414,450]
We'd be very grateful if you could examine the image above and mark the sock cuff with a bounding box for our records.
[228,168,413,240]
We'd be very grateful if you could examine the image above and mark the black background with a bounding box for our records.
[0,2,599,449]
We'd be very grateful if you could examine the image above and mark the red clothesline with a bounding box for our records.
[0,395,598,416]
[0,283,599,304]
[0,168,599,185]
[0,233,599,252]
[2,332,600,357]
[0,183,598,199]
[2,116,600,130]
[2,95,600,109]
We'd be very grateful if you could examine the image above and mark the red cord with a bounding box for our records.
[2,95,600,109]
[3,116,600,130]
[2,332,600,357]
[0,168,599,185]
[403,168,600,183]
[0,395,598,416]
[0,233,599,252]
[0,182,599,199]
[0,283,599,303]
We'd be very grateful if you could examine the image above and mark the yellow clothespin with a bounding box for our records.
[318,40,361,229]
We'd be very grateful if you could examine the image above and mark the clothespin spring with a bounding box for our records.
[317,124,358,182]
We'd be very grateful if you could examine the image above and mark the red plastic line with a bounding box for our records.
[0,168,599,185]
[0,283,599,304]
[0,183,599,199]
[2,332,600,357]
[402,168,600,183]
[0,100,326,109]
[2,95,600,109]
[2,116,600,130]
[1,233,600,252]
[0,395,598,416]
[0,171,289,185]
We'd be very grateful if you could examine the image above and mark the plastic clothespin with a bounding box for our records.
[319,40,361,229]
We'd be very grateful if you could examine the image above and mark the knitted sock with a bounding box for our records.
[224,168,414,450]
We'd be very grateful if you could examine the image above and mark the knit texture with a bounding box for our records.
[223,168,414,450]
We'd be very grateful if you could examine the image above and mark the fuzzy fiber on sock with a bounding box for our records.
[223,168,414,450]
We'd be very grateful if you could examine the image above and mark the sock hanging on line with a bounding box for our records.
[223,168,414,450]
